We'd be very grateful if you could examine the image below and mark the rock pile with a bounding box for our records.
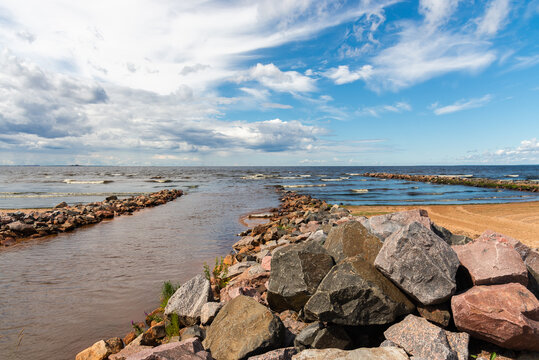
[0,189,183,247]
[77,191,539,360]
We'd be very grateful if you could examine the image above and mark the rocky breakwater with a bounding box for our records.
[77,191,539,360]
[362,172,539,192]
[0,189,183,247]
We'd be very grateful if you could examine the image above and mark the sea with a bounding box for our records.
[0,165,538,360]
[1,165,538,209]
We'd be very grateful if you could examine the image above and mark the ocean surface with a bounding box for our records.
[0,165,538,360]
[1,165,538,209]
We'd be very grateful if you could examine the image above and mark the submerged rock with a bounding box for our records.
[267,241,334,312]
[203,295,284,360]
[164,274,212,326]
[304,255,414,325]
[451,283,539,351]
[374,222,460,305]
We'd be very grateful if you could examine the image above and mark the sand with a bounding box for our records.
[346,201,539,248]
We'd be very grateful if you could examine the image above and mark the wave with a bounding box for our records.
[241,174,278,180]
[505,174,519,178]
[346,173,361,176]
[282,184,326,188]
[320,178,344,182]
[351,189,369,193]
[147,179,172,183]
[63,179,114,184]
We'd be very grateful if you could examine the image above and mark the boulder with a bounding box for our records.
[233,236,260,251]
[226,261,259,279]
[323,221,383,264]
[105,337,124,354]
[247,347,297,360]
[384,315,457,360]
[124,338,212,360]
[476,230,530,259]
[7,221,35,235]
[374,222,460,305]
[110,335,153,360]
[445,331,469,360]
[359,209,432,241]
[200,302,222,325]
[203,295,284,360]
[294,323,351,351]
[180,325,205,341]
[451,283,539,351]
[140,321,166,346]
[164,274,212,326]
[304,255,414,325]
[76,340,110,360]
[306,230,326,246]
[267,242,334,312]
[292,347,409,360]
[452,240,528,286]
[219,272,269,304]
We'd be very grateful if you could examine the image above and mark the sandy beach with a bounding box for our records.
[346,201,539,248]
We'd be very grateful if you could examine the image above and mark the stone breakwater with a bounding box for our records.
[0,189,183,247]
[77,191,539,360]
[362,172,539,192]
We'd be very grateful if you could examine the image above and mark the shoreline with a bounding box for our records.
[76,190,539,360]
[0,189,183,247]
[345,201,539,248]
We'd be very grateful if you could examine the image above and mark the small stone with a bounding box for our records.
[105,337,124,354]
[180,325,205,341]
[75,340,110,360]
[417,303,451,328]
[384,314,457,360]
[164,274,212,326]
[261,255,272,271]
[248,347,297,360]
[445,330,469,360]
[140,321,166,346]
[123,337,212,360]
[200,302,222,325]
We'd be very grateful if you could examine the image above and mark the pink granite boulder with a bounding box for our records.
[451,283,539,351]
[124,338,211,360]
[452,240,528,286]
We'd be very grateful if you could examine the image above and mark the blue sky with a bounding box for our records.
[0,0,538,165]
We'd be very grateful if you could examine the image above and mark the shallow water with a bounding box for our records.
[0,184,278,360]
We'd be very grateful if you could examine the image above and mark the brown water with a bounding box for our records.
[0,186,278,360]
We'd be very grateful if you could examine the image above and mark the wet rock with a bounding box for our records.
[374,222,460,305]
[105,337,124,354]
[203,295,284,360]
[417,303,451,328]
[7,221,35,235]
[453,240,528,286]
[451,283,539,351]
[200,302,222,325]
[304,255,414,325]
[140,321,166,346]
[75,340,111,360]
[431,224,472,246]
[323,220,383,264]
[384,314,457,360]
[267,242,334,312]
[164,274,212,326]
[247,347,297,360]
[124,338,212,360]
[359,209,432,241]
[292,347,409,360]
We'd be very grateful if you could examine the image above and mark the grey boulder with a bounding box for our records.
[267,242,334,312]
[294,323,351,351]
[164,274,212,326]
[374,222,460,305]
[304,255,414,325]
[200,302,222,325]
[324,221,383,264]
[358,209,432,241]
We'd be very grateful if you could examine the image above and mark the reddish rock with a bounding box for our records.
[453,240,528,286]
[124,338,211,360]
[299,221,319,234]
[476,230,530,259]
[261,255,272,271]
[220,272,270,304]
[451,283,539,351]
[123,331,137,346]
[247,347,297,360]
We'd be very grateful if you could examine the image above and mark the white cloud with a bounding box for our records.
[462,138,539,164]
[324,65,373,85]
[476,0,511,36]
[240,63,316,93]
[510,54,539,70]
[262,103,293,109]
[356,101,412,117]
[431,94,492,115]
[495,138,539,157]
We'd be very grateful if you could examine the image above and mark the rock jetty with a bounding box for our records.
[362,172,539,192]
[77,191,539,360]
[0,189,183,247]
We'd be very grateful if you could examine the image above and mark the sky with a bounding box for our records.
[0,0,538,166]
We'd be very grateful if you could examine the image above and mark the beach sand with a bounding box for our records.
[346,201,539,248]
